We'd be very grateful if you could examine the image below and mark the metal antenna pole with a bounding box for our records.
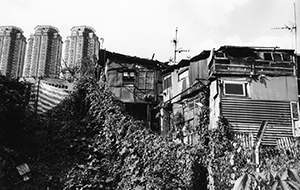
[171,27,189,64]
[271,3,297,51]
[173,27,178,63]
[294,2,298,53]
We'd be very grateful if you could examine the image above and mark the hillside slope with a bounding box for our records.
[14,77,205,190]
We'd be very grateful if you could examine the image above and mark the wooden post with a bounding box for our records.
[253,121,268,174]
[35,77,41,114]
[147,103,151,128]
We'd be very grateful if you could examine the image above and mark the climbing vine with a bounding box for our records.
[2,74,300,189]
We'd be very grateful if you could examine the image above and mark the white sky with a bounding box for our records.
[1,0,299,62]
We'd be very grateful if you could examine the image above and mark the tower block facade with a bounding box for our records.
[64,26,100,68]
[23,25,62,78]
[0,26,26,78]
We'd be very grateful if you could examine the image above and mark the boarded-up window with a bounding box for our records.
[138,71,154,89]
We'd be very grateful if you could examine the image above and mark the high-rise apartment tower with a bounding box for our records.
[64,26,100,68]
[23,25,62,78]
[0,26,26,78]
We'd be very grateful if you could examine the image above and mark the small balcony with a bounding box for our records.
[209,57,294,77]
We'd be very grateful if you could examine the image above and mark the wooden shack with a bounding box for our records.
[161,46,299,146]
[99,50,165,128]
[209,46,299,145]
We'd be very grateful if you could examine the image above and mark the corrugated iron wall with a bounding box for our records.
[221,97,293,145]
[29,79,71,114]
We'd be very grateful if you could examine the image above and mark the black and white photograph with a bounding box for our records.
[0,0,300,189]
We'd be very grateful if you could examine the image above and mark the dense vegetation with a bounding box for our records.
[1,74,300,190]
[0,76,207,189]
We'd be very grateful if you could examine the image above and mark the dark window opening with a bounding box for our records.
[264,53,272,61]
[282,53,291,61]
[215,52,226,58]
[163,76,171,90]
[224,83,246,96]
[123,71,135,84]
[291,102,299,120]
[273,53,282,62]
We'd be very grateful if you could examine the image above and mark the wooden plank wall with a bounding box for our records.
[221,97,293,145]
[210,59,294,77]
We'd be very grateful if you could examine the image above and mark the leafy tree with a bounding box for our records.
[0,75,39,189]
[60,55,101,82]
[233,167,300,190]
[0,75,31,148]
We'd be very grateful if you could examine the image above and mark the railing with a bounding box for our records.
[209,58,294,77]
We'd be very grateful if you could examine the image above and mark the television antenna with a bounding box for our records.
[171,27,189,63]
[272,2,297,53]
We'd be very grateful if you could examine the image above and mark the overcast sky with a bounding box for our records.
[1,0,299,62]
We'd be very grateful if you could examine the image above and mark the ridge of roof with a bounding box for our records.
[99,49,168,69]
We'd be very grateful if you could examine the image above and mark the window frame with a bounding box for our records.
[263,52,292,62]
[263,53,273,61]
[290,101,300,137]
[178,69,188,81]
[223,81,247,97]
[122,70,135,85]
[282,53,291,61]
[273,53,282,62]
[215,52,227,59]
[290,101,300,121]
[163,75,172,90]
[138,71,155,90]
